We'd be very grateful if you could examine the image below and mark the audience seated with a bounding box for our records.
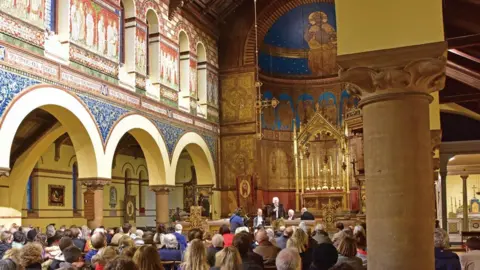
[300,208,315,221]
[207,234,224,267]
[111,224,131,246]
[174,225,187,252]
[181,239,209,270]
[154,224,166,249]
[12,231,26,249]
[20,243,44,270]
[120,246,137,259]
[212,246,242,270]
[276,226,294,250]
[355,233,367,268]
[287,228,312,270]
[159,234,182,265]
[312,224,331,245]
[253,229,280,266]
[275,248,301,270]
[309,243,338,270]
[229,209,245,233]
[58,245,84,269]
[233,232,262,270]
[92,246,118,270]
[0,232,12,259]
[105,256,138,270]
[48,236,73,270]
[460,236,480,269]
[2,248,21,268]
[85,232,107,264]
[434,229,461,270]
[133,245,164,270]
[219,225,233,248]
[335,236,364,270]
[70,227,86,252]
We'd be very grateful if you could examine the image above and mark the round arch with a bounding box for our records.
[179,30,190,52]
[146,8,160,34]
[170,132,216,186]
[0,86,104,177]
[121,0,136,18]
[104,114,169,186]
[196,42,207,62]
[121,162,136,177]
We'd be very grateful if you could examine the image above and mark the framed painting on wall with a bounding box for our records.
[48,185,65,206]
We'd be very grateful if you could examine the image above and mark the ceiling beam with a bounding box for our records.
[442,93,480,103]
[446,60,480,90]
[449,49,480,64]
[216,0,243,24]
[448,34,480,49]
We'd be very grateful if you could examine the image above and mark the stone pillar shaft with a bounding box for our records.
[339,42,447,270]
[81,178,110,229]
[151,185,174,224]
[462,174,469,231]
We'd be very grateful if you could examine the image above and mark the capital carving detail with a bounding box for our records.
[430,129,442,156]
[81,178,111,190]
[150,185,175,194]
[338,42,448,106]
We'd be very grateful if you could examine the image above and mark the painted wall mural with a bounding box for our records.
[160,41,179,91]
[259,3,337,77]
[70,0,120,62]
[189,59,197,96]
[0,0,45,29]
[135,27,147,75]
[207,72,218,107]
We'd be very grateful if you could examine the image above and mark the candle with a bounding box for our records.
[312,158,314,177]
[306,158,309,178]
[330,156,333,176]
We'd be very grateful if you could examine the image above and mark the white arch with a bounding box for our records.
[196,42,207,62]
[169,132,216,186]
[121,0,136,18]
[104,114,169,186]
[179,31,190,52]
[0,86,105,177]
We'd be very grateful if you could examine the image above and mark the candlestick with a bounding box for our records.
[306,158,309,190]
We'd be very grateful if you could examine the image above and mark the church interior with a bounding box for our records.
[0,0,480,269]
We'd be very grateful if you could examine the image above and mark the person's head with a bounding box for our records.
[466,237,480,251]
[265,228,275,241]
[33,233,47,247]
[214,246,241,270]
[122,223,132,235]
[275,248,301,270]
[188,228,203,242]
[63,246,82,264]
[255,229,269,245]
[91,232,107,250]
[257,208,263,216]
[286,228,308,253]
[63,229,73,238]
[353,225,365,238]
[70,227,80,239]
[163,233,179,249]
[174,224,183,233]
[121,246,137,258]
[59,236,73,251]
[315,224,326,232]
[219,225,230,235]
[104,256,138,270]
[182,239,208,269]
[272,197,279,206]
[156,224,166,234]
[233,232,251,256]
[12,231,25,244]
[0,231,12,244]
[284,226,294,238]
[211,234,224,248]
[119,235,134,250]
[142,231,154,245]
[311,243,338,270]
[288,209,294,217]
[2,248,21,264]
[20,243,43,267]
[59,226,66,232]
[355,233,366,251]
[27,229,38,242]
[336,222,344,232]
[0,258,18,270]
[234,227,249,235]
[434,229,448,249]
[135,230,144,239]
[301,208,307,214]
[92,246,117,267]
[298,222,308,234]
[337,236,357,258]
[46,224,56,238]
[132,245,163,270]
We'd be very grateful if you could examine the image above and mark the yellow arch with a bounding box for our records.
[104,114,169,186]
[170,132,216,186]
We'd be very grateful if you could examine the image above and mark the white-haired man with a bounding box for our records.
[271,197,285,220]
[275,248,301,270]
[313,223,332,245]
[287,209,295,220]
[174,224,187,251]
[207,234,224,267]
[300,207,315,220]
[253,208,265,229]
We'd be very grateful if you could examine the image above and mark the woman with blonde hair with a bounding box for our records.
[335,236,364,270]
[91,246,118,270]
[181,239,209,270]
[287,228,312,270]
[133,245,164,270]
[20,242,43,269]
[213,246,242,270]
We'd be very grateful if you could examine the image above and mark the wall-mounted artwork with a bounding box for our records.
[160,41,179,90]
[109,186,117,208]
[189,59,197,96]
[207,72,218,107]
[48,185,65,206]
[135,27,146,75]
[0,0,45,29]
[70,0,119,62]
[259,3,337,77]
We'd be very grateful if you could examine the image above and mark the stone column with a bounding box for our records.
[339,42,447,270]
[150,185,174,224]
[82,178,110,229]
[461,174,469,231]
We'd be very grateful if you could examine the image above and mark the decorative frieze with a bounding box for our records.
[81,178,111,190]
[0,12,44,47]
[1,45,58,80]
[69,44,119,77]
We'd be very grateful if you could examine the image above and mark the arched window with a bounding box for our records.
[196,43,207,118]
[125,168,132,197]
[72,162,78,211]
[146,10,160,82]
[26,174,33,212]
[139,171,145,214]
[179,31,190,112]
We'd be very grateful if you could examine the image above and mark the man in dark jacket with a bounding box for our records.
[233,232,263,270]
[0,231,12,259]
[207,234,224,267]
[300,207,315,220]
[275,226,293,250]
[312,224,332,245]
[434,228,461,270]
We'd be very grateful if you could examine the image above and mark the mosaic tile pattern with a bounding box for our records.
[0,68,40,117]
[77,94,128,143]
[203,135,217,161]
[153,119,185,158]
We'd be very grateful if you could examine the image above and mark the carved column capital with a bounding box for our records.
[0,167,10,177]
[431,129,442,156]
[461,174,469,181]
[338,42,448,107]
[150,185,175,195]
[80,178,111,190]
